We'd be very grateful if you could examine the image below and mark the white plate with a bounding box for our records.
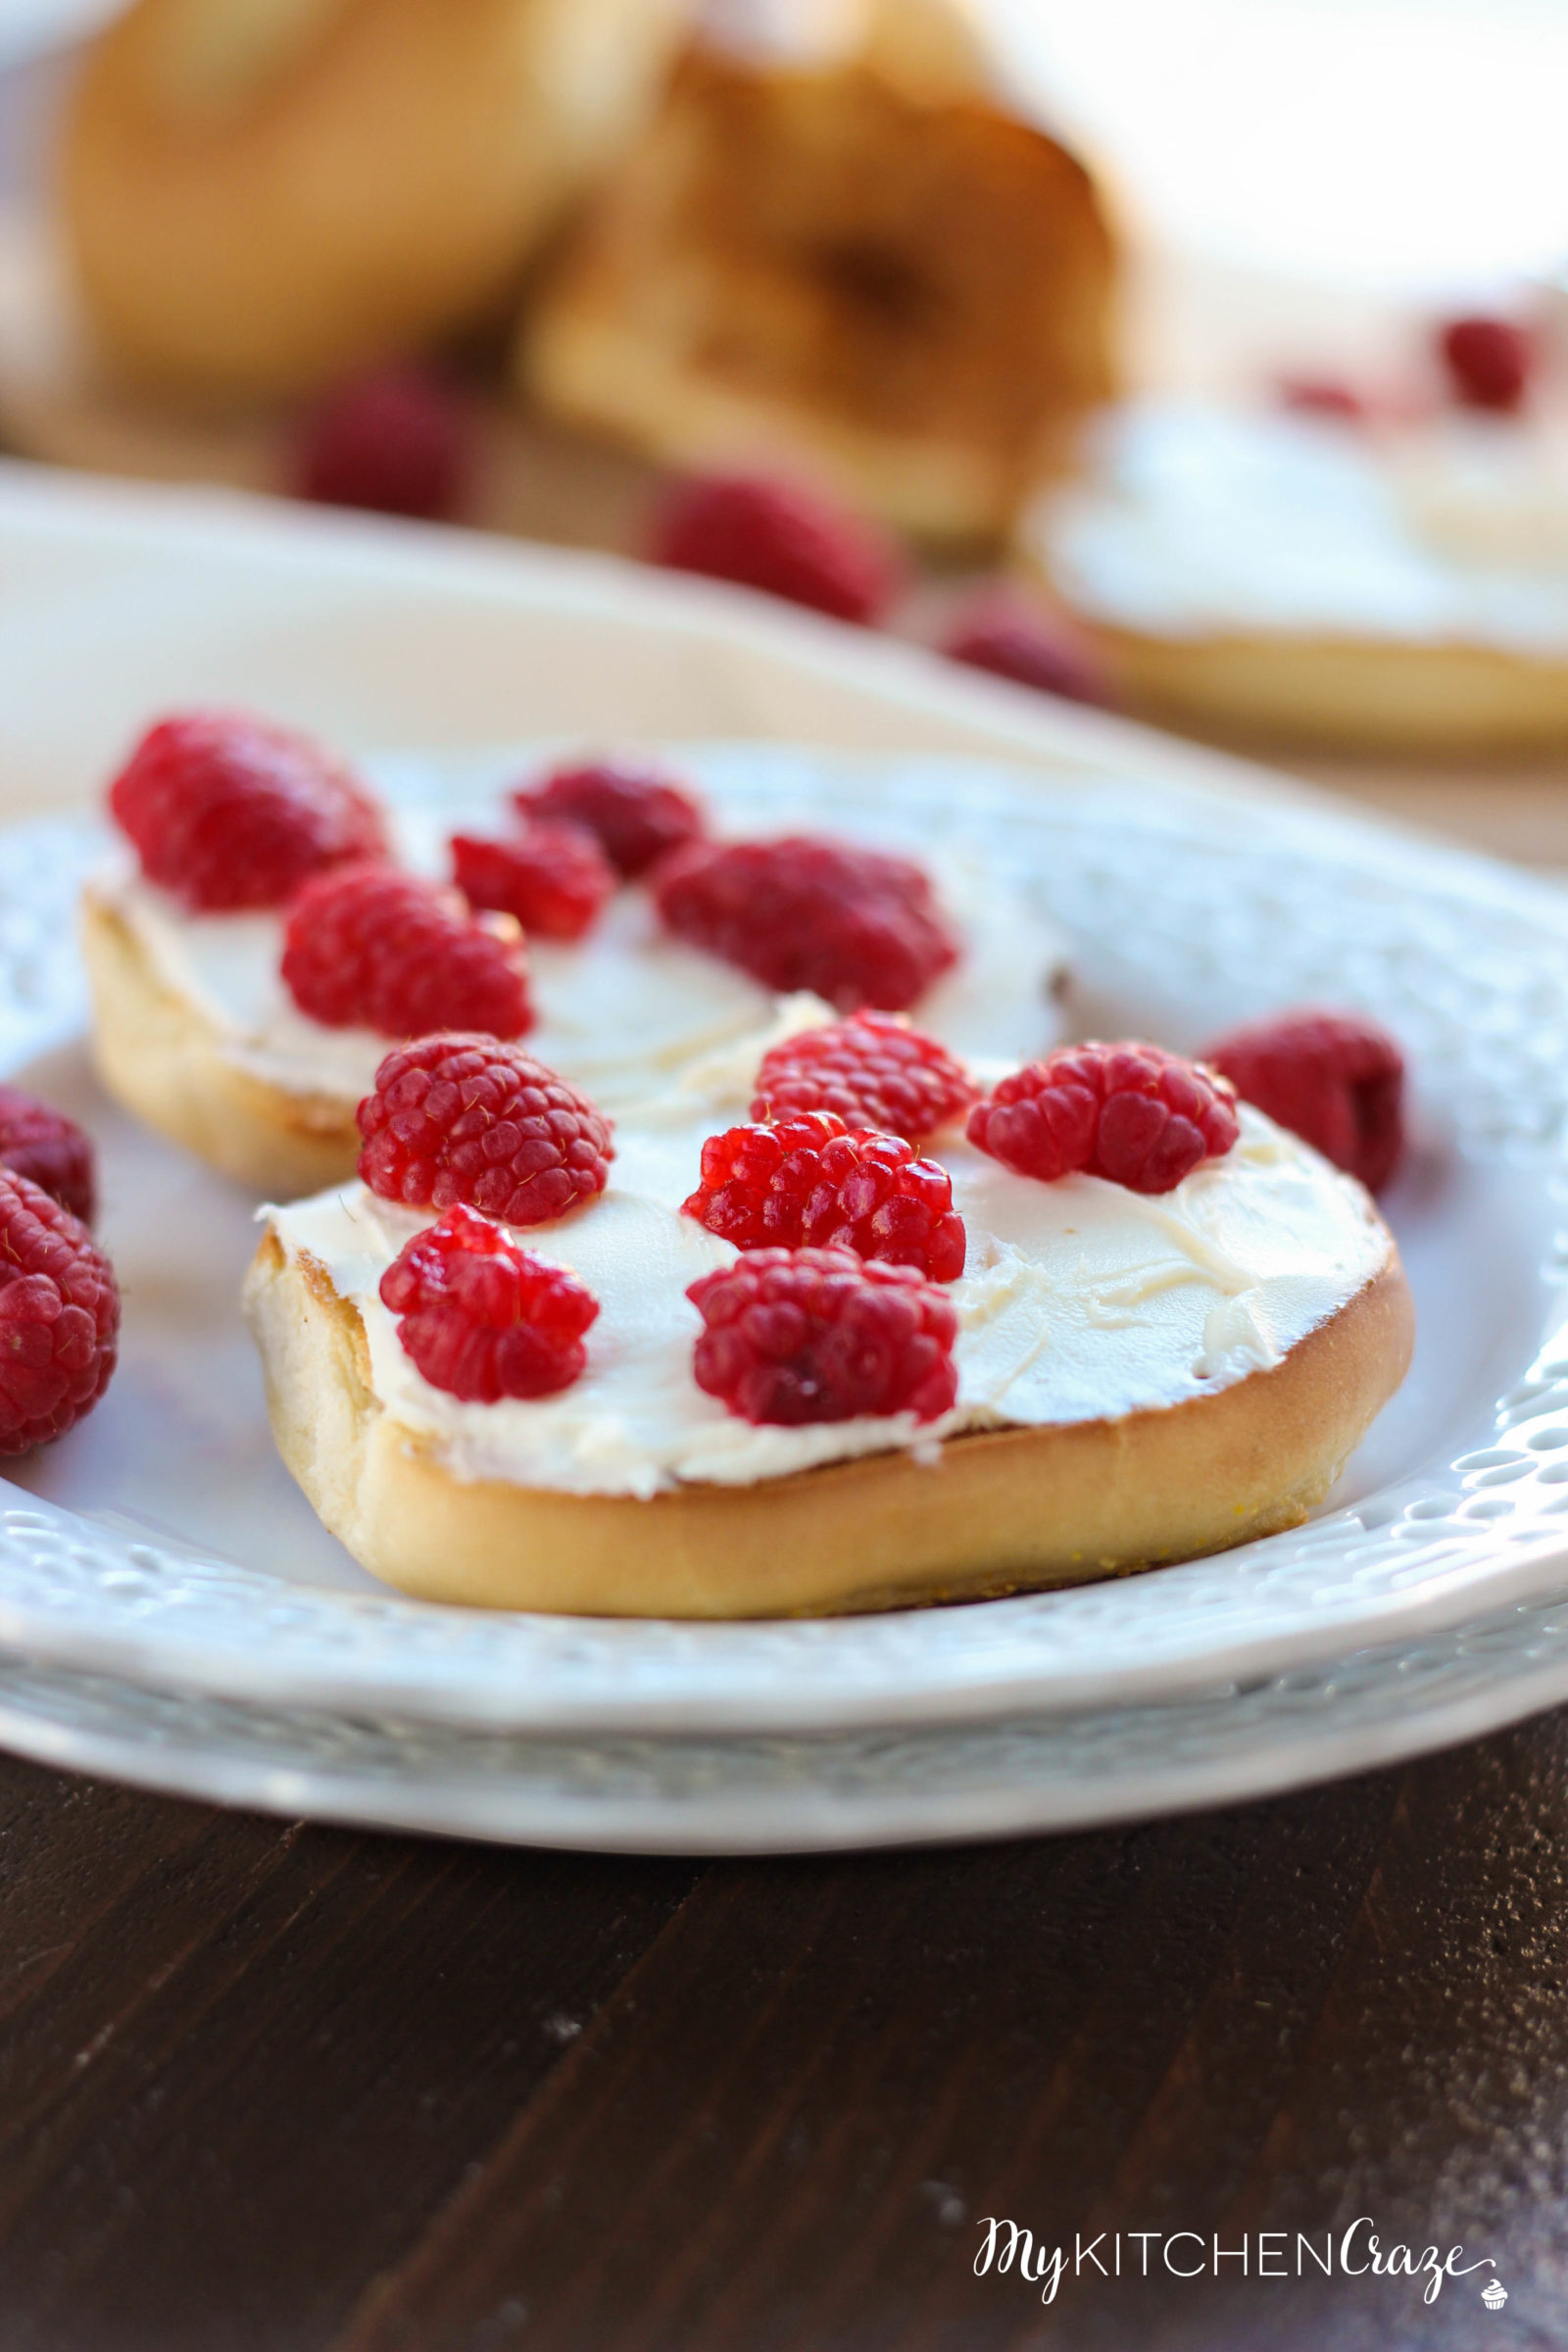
[2,743,1568,1741]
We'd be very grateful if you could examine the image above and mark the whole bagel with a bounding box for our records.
[61,0,691,398]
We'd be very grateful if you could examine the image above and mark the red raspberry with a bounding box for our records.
[450,820,614,943]
[752,1012,975,1142]
[940,591,1108,707]
[648,471,901,624]
[379,1203,597,1402]
[1439,316,1533,414]
[109,711,388,912]
[513,760,706,879]
[968,1042,1239,1195]
[0,1087,96,1225]
[0,1170,119,1451]
[683,1112,964,1282]
[293,366,470,520]
[657,835,957,1012]
[282,865,530,1039]
[688,1247,957,1426]
[358,1035,612,1224]
[1200,1008,1404,1193]
[1276,374,1370,422]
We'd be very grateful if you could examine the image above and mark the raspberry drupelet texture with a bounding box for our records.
[648,470,901,624]
[109,711,388,912]
[940,591,1108,707]
[358,1035,613,1224]
[683,1112,964,1282]
[379,1203,598,1403]
[514,761,705,879]
[450,820,614,942]
[1200,1008,1405,1193]
[752,1012,976,1142]
[688,1247,958,1427]
[1439,316,1533,414]
[0,1087,96,1225]
[656,835,958,1012]
[0,1170,119,1451]
[968,1042,1240,1195]
[293,366,470,520]
[282,866,531,1040]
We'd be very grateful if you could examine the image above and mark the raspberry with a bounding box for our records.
[0,1170,119,1452]
[968,1042,1239,1195]
[657,835,957,1012]
[648,471,900,624]
[941,591,1108,707]
[282,865,530,1039]
[293,366,470,520]
[358,1035,613,1224]
[0,1087,96,1225]
[1439,316,1533,414]
[1276,374,1370,422]
[683,1112,964,1281]
[688,1247,957,1426]
[513,760,706,879]
[379,1203,597,1402]
[451,820,614,943]
[752,1011,975,1142]
[109,711,388,912]
[1200,1008,1404,1193]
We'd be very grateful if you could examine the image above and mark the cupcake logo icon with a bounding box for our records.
[1483,2278,1508,2310]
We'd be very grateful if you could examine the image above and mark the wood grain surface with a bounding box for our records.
[0,1719,1559,2352]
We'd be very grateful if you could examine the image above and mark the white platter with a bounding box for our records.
[0,463,1566,1845]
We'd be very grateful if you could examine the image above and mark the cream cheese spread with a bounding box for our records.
[1030,398,1568,652]
[93,789,1068,1113]
[264,1104,1390,1499]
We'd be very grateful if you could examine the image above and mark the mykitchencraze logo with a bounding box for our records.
[974,2219,1501,2309]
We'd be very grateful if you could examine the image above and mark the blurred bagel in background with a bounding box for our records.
[61,0,693,399]
[521,0,1119,544]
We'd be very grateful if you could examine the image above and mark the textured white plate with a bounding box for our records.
[2,745,1568,1744]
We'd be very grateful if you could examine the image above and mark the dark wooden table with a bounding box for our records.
[0,1709,1563,2352]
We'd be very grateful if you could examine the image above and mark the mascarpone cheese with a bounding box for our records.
[264,1103,1389,1499]
[1030,398,1568,652]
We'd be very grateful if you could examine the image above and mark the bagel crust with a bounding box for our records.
[80,882,359,1196]
[243,1229,1414,1618]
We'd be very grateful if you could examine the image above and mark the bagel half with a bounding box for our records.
[243,1227,1412,1618]
[521,5,1117,543]
[62,0,693,398]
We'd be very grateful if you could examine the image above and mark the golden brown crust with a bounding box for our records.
[61,0,691,398]
[1038,613,1568,757]
[522,39,1117,544]
[80,883,360,1196]
[244,1228,1414,1617]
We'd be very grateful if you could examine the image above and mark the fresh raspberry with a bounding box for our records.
[648,471,901,624]
[1276,374,1370,422]
[293,366,470,520]
[109,711,388,912]
[450,820,614,943]
[683,1112,964,1281]
[358,1035,612,1224]
[513,760,706,879]
[379,1203,597,1402]
[0,1088,96,1226]
[752,1012,975,1142]
[657,835,957,1012]
[0,1170,119,1451]
[968,1042,1239,1195]
[282,865,530,1039]
[940,591,1108,707]
[688,1246,957,1426]
[1439,317,1533,414]
[1200,1009,1404,1192]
